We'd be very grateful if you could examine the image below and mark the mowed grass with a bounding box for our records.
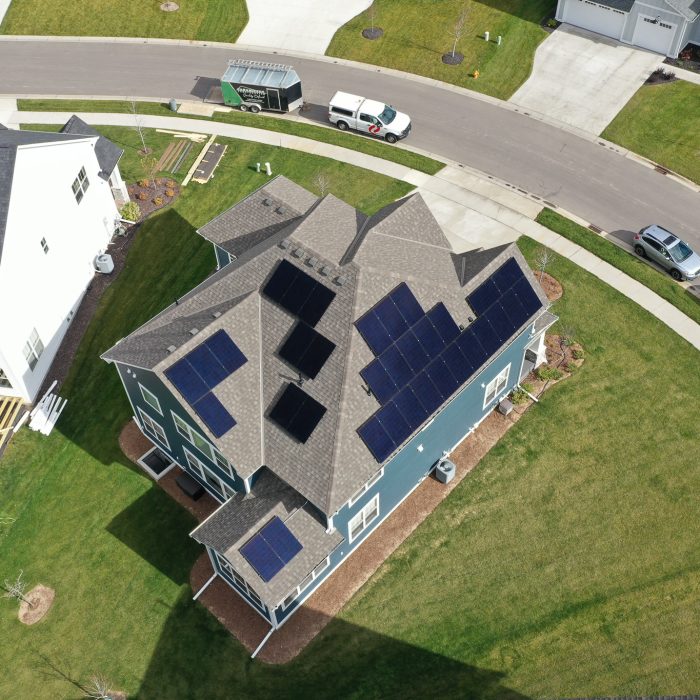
[602,80,700,184]
[1,127,700,698]
[17,99,445,175]
[0,0,247,41]
[327,0,555,100]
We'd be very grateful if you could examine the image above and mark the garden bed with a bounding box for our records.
[127,178,180,220]
[18,585,54,625]
[664,43,700,74]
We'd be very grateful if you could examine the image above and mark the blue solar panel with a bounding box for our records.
[164,361,209,404]
[456,329,489,370]
[413,314,444,357]
[361,360,397,404]
[358,416,396,463]
[392,385,428,430]
[269,383,326,443]
[240,535,284,582]
[425,357,459,399]
[410,372,442,414]
[260,516,303,564]
[206,330,247,373]
[376,401,411,445]
[427,304,460,345]
[390,283,424,326]
[500,288,529,330]
[379,345,413,388]
[375,297,409,340]
[486,303,516,342]
[441,342,473,384]
[192,392,236,437]
[470,315,502,356]
[356,310,393,355]
[467,277,499,315]
[492,258,522,294]
[187,344,230,388]
[396,330,430,373]
[513,276,543,316]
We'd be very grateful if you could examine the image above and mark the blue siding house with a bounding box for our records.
[103,176,556,630]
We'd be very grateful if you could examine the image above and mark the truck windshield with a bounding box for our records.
[379,105,396,124]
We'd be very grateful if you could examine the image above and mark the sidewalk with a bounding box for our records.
[12,109,700,352]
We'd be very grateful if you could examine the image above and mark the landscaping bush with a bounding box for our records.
[120,201,141,221]
[537,366,564,381]
[136,192,148,201]
[165,188,175,197]
[138,178,151,188]
[572,348,584,360]
[153,196,163,206]
[511,382,534,405]
[547,18,558,28]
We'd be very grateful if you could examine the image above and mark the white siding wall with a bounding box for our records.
[0,136,119,402]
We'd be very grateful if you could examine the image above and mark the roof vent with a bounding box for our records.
[306,256,318,267]
[167,345,177,353]
[334,275,347,286]
[189,328,199,336]
[279,239,290,250]
[262,198,271,206]
[292,247,304,258]
[276,206,286,215]
[319,265,331,276]
[212,311,222,319]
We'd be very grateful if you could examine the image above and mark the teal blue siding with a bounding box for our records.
[115,362,246,498]
[214,245,231,270]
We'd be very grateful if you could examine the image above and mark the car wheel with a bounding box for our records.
[670,268,682,281]
[385,133,398,144]
[337,121,349,131]
[634,244,646,257]
[239,104,248,112]
[249,104,261,114]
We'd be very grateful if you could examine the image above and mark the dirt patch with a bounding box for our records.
[537,271,563,302]
[127,179,180,221]
[18,585,55,625]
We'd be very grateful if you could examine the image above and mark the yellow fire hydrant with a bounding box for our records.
[473,69,480,79]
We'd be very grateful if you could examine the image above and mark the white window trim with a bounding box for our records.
[23,328,44,371]
[171,410,234,477]
[348,495,380,543]
[280,556,330,610]
[137,407,169,449]
[483,364,510,408]
[215,552,263,607]
[139,383,162,415]
[183,447,235,500]
[348,468,384,507]
[72,166,90,203]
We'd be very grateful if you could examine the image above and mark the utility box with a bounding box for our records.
[94,253,114,274]
[221,59,303,113]
[435,458,456,484]
[498,398,514,416]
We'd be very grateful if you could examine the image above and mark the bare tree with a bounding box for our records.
[313,170,331,197]
[140,155,160,190]
[128,100,150,155]
[83,674,115,700]
[368,2,377,32]
[535,247,555,282]
[449,5,469,58]
[3,570,34,608]
[559,324,576,347]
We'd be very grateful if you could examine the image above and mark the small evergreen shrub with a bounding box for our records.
[153,196,163,206]
[572,348,584,360]
[138,179,150,188]
[536,365,564,381]
[120,201,141,221]
[165,188,175,197]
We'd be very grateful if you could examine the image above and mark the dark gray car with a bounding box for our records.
[634,225,700,281]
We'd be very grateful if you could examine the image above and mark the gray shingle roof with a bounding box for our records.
[594,0,635,10]
[191,468,342,608]
[0,125,92,265]
[60,115,123,180]
[103,176,549,516]
[664,0,700,19]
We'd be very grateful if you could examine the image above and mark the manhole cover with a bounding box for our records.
[160,1,179,10]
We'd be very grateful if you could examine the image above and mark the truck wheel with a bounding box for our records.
[249,104,261,114]
[239,104,248,112]
[385,133,398,144]
[337,121,349,131]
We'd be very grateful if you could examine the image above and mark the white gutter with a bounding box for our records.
[192,572,217,601]
[251,626,275,659]
[517,384,539,403]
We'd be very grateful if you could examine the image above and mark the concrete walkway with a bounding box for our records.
[511,25,662,135]
[11,109,700,352]
[238,0,371,53]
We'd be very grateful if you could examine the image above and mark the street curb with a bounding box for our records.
[2,35,698,194]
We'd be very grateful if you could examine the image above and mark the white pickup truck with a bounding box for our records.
[328,91,412,144]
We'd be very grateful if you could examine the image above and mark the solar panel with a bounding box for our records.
[396,330,430,373]
[392,385,428,430]
[263,259,336,326]
[192,392,236,437]
[279,322,335,379]
[492,257,522,293]
[357,416,396,463]
[456,328,489,370]
[410,371,442,414]
[390,283,423,325]
[206,329,247,373]
[441,342,473,384]
[361,360,397,404]
[512,276,543,316]
[467,277,499,316]
[379,345,413,388]
[259,516,303,564]
[425,357,460,399]
[164,361,209,404]
[470,315,502,356]
[240,535,283,582]
[427,304,460,345]
[269,383,327,443]
[355,310,394,356]
[187,344,230,388]
[412,314,444,357]
[486,303,516,343]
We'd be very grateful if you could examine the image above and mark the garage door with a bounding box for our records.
[633,15,675,55]
[562,0,627,39]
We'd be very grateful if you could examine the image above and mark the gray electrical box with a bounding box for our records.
[498,398,514,416]
[435,458,456,484]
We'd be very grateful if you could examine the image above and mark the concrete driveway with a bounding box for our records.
[238,0,372,53]
[510,24,661,135]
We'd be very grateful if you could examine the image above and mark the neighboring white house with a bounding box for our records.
[556,0,700,56]
[0,118,127,403]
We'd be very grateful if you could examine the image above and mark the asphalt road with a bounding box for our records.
[1,40,697,246]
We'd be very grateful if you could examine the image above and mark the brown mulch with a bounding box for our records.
[538,271,563,302]
[18,585,55,625]
[128,179,180,220]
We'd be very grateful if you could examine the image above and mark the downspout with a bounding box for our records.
[251,626,275,659]
[192,572,217,601]
[517,384,539,403]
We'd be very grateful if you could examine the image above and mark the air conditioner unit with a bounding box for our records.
[94,253,114,274]
[498,398,514,416]
[435,457,456,484]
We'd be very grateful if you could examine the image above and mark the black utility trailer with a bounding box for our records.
[220,59,303,113]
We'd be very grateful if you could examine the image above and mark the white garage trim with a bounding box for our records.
[561,0,628,41]
[632,14,676,55]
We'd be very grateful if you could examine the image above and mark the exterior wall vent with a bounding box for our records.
[189,328,199,336]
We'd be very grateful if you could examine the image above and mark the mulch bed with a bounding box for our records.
[128,179,180,221]
[538,271,563,302]
[362,27,383,40]
[664,43,700,74]
[18,585,55,625]
[442,52,464,65]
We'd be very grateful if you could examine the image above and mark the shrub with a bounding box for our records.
[153,196,163,206]
[521,382,534,394]
[138,179,150,188]
[120,201,141,221]
[136,192,148,201]
[165,188,175,197]
[547,18,558,28]
[167,179,177,188]
[511,388,528,405]
[536,365,564,381]
[572,348,584,360]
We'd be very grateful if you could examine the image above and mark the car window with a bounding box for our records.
[669,240,693,263]
[643,236,662,252]
[359,114,372,123]
[379,105,396,124]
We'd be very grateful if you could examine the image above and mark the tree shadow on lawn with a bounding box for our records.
[106,486,201,585]
[470,0,556,24]
[136,589,532,700]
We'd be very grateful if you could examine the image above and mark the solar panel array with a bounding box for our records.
[263,259,336,327]
[164,329,246,437]
[279,321,336,380]
[239,515,303,582]
[357,262,542,462]
[269,382,327,443]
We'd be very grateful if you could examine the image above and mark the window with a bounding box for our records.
[312,557,329,579]
[22,329,44,370]
[212,448,233,477]
[72,166,90,203]
[184,448,235,501]
[282,589,299,609]
[0,368,11,389]
[215,552,261,605]
[173,412,191,439]
[192,430,213,460]
[138,407,169,448]
[172,411,234,477]
[139,384,162,415]
[484,365,510,407]
[40,237,49,254]
[348,495,379,543]
[280,556,330,610]
[348,468,384,507]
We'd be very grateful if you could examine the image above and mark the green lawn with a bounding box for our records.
[2,126,700,698]
[601,80,700,184]
[17,99,445,175]
[0,0,247,42]
[326,0,555,100]
[536,208,700,326]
